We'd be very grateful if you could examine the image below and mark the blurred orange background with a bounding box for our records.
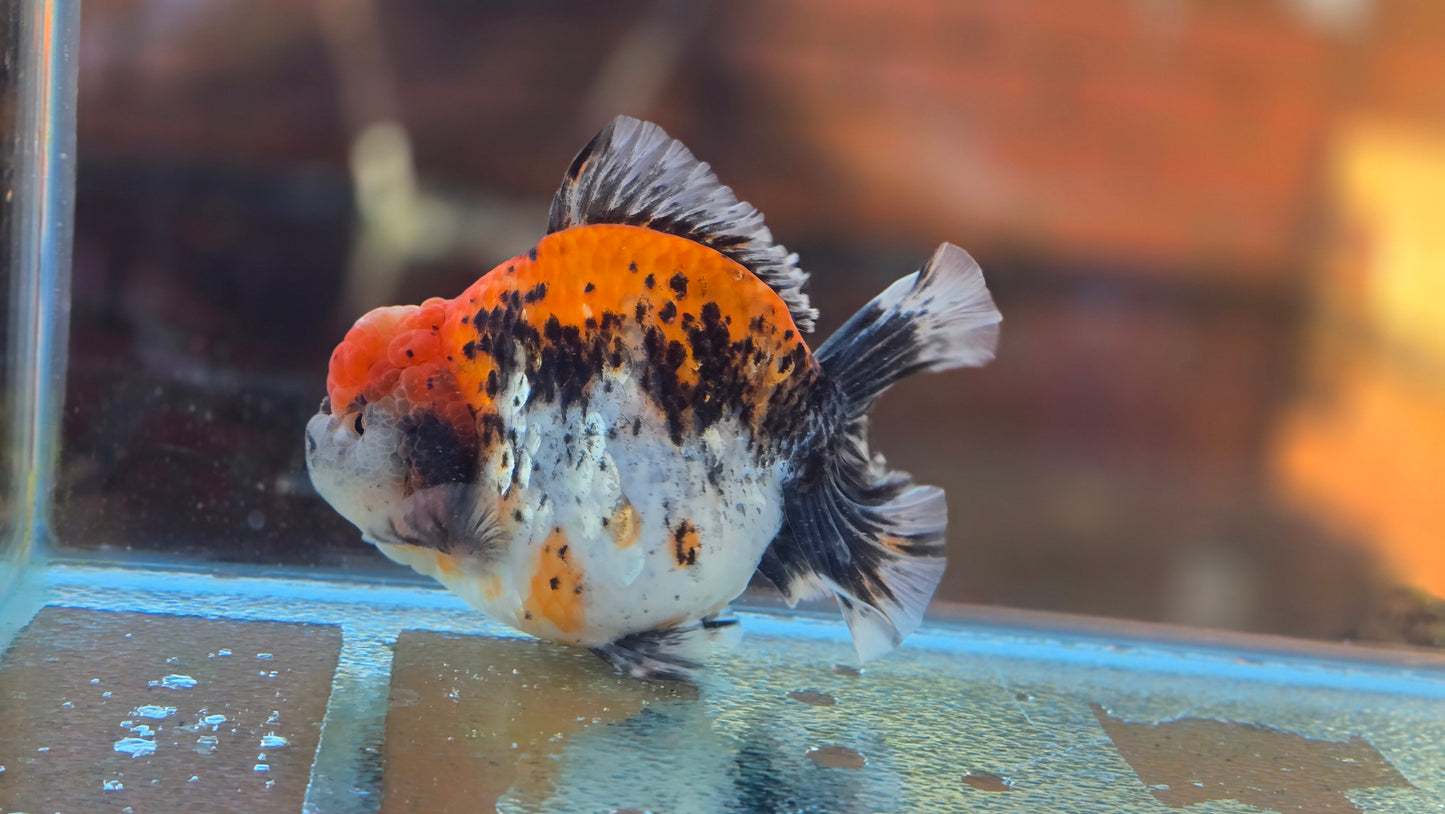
[56,0,1445,646]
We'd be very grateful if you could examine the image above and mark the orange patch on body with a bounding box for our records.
[608,499,639,549]
[482,573,503,601]
[432,551,462,577]
[523,529,587,638]
[671,520,700,567]
[327,223,816,464]
[452,224,815,426]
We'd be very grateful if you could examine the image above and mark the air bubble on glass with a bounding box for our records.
[113,737,156,758]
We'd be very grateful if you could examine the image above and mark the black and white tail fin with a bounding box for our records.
[759,244,1000,661]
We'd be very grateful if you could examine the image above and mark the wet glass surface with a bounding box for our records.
[0,563,1437,813]
[0,606,339,812]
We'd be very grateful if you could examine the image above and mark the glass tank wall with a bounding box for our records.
[3,0,77,611]
[27,0,1444,646]
[2,1,1444,812]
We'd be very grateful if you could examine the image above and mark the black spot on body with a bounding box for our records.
[528,247,538,261]
[524,282,548,303]
[644,273,655,289]
[550,577,560,590]
[584,282,595,293]
[658,301,677,324]
[402,411,478,489]
[669,272,688,298]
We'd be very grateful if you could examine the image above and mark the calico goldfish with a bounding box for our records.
[305,116,1000,680]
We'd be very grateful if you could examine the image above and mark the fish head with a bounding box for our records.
[305,390,411,538]
[306,300,487,550]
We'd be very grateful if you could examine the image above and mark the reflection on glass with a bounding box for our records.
[3,0,79,604]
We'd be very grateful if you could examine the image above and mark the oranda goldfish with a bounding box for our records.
[306,116,1000,680]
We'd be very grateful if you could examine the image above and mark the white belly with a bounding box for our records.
[380,364,787,646]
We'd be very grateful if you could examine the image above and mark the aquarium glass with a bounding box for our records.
[3,1,1445,812]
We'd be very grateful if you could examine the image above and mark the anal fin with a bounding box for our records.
[591,610,740,683]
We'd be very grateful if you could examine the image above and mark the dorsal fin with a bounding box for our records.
[548,116,817,332]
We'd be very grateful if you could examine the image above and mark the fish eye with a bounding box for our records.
[353,413,365,435]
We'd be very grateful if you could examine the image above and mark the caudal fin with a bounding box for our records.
[759,244,1000,660]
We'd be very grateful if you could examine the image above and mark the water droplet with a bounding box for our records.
[189,775,199,782]
[787,689,837,707]
[194,736,218,755]
[253,763,269,773]
[155,674,197,690]
[129,724,155,738]
[132,705,176,720]
[61,701,74,708]
[203,714,228,727]
[89,678,100,684]
[266,711,280,724]
[962,770,1014,792]
[806,745,866,769]
[247,509,266,530]
[102,691,112,698]
[114,737,156,758]
[260,734,289,749]
[1015,692,1035,702]
[36,746,49,753]
[217,649,232,657]
[256,653,273,660]
[103,779,125,791]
